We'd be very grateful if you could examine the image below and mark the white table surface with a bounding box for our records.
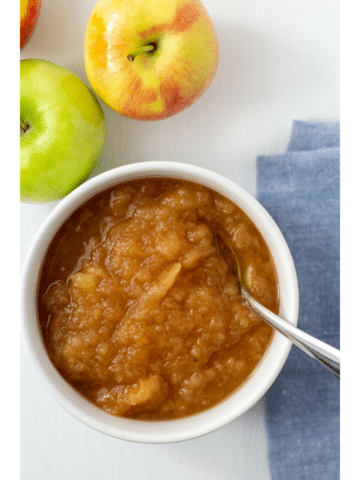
[20,0,339,478]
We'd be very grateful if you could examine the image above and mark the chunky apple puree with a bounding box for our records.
[38,178,279,419]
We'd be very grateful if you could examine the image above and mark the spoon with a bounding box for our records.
[222,237,340,379]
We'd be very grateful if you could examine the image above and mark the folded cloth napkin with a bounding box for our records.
[257,120,340,480]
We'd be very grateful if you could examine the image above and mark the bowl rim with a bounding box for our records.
[21,161,299,443]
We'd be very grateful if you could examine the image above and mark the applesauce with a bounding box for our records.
[38,178,279,419]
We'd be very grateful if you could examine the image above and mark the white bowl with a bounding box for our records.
[21,161,299,443]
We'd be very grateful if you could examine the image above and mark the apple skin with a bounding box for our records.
[21,59,106,203]
[20,0,41,49]
[84,0,219,121]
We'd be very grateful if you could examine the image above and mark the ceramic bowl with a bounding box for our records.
[21,161,299,443]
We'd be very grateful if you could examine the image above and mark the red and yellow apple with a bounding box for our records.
[20,0,41,49]
[84,0,219,121]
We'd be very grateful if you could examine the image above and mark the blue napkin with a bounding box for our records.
[257,120,340,480]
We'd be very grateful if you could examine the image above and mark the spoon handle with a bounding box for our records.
[243,290,340,379]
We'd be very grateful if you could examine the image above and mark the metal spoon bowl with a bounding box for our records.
[222,237,340,379]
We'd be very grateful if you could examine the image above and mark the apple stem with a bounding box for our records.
[20,116,30,134]
[127,44,156,62]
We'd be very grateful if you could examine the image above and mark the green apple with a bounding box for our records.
[21,59,106,202]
